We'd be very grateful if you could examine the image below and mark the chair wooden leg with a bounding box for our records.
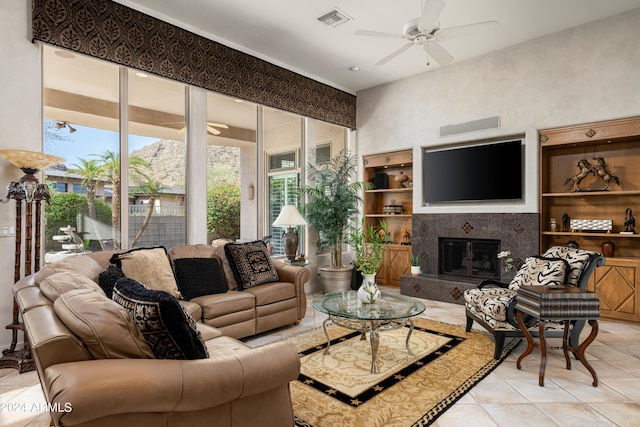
[465,314,474,332]
[494,332,505,359]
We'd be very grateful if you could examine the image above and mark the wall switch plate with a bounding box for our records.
[0,225,16,237]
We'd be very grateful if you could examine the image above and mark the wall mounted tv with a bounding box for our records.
[423,140,523,203]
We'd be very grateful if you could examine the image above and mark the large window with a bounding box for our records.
[205,91,257,244]
[41,44,351,263]
[42,45,188,258]
[264,108,303,257]
[127,70,186,249]
[43,46,120,259]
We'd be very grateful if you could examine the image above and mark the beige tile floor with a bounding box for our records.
[1,286,639,426]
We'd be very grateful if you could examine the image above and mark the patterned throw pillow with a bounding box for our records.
[173,257,228,300]
[508,256,569,291]
[110,246,182,299]
[224,240,279,290]
[112,278,209,360]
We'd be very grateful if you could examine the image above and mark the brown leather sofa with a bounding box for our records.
[14,244,309,427]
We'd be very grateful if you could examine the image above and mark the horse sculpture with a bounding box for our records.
[624,208,636,233]
[592,157,620,190]
[564,159,593,191]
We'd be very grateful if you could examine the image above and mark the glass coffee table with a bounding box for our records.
[311,291,426,373]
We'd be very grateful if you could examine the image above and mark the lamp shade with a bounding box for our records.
[0,150,64,171]
[272,205,307,227]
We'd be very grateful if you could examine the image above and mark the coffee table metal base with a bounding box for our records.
[321,315,415,374]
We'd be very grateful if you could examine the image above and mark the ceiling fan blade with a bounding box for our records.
[419,0,446,31]
[437,20,499,40]
[206,126,222,135]
[425,41,453,65]
[375,42,414,66]
[354,29,405,39]
[207,122,229,129]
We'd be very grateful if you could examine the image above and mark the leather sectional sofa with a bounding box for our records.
[14,242,310,427]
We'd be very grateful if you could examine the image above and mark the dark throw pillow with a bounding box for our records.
[173,257,228,300]
[224,240,279,290]
[98,265,125,299]
[112,277,208,360]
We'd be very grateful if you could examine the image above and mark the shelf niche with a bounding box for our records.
[362,149,413,286]
[539,116,640,322]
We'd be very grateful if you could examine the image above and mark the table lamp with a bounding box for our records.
[272,205,307,261]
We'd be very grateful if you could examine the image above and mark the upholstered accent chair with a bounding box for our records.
[464,246,605,359]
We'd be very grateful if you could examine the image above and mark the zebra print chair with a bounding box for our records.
[464,246,605,359]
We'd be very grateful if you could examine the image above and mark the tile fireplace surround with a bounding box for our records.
[402,213,539,304]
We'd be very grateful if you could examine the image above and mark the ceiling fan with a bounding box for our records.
[160,121,229,135]
[355,0,499,66]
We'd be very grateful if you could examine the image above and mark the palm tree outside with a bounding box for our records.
[66,158,101,220]
[94,150,149,249]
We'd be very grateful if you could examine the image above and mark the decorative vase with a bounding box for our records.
[601,240,615,257]
[358,273,381,304]
[411,265,421,276]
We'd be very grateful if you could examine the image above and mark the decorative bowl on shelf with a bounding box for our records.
[383,205,404,214]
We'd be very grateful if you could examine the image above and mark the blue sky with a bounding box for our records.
[45,121,157,167]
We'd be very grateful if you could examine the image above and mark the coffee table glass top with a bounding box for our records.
[312,291,426,321]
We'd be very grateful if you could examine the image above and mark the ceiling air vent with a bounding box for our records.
[317,8,352,28]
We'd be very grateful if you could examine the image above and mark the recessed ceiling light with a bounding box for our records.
[54,50,75,59]
[349,66,361,72]
[135,72,148,78]
[235,99,244,103]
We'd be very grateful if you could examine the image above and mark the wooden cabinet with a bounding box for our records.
[362,150,413,286]
[539,116,640,322]
[588,257,640,322]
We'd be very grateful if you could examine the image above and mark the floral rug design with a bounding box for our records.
[289,317,518,427]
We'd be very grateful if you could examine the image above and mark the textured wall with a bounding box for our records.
[356,8,640,215]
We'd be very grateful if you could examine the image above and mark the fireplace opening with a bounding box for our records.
[439,238,500,280]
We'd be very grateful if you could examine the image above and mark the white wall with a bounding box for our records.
[356,9,640,215]
[0,1,44,352]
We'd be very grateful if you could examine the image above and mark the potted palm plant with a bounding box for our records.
[300,149,371,293]
[350,218,386,303]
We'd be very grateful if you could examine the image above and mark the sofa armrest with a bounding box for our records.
[44,341,300,426]
[274,263,310,319]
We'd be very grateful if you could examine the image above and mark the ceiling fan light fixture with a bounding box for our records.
[55,121,76,133]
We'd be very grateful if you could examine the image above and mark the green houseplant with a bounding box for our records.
[300,149,372,292]
[351,218,387,275]
[410,252,421,276]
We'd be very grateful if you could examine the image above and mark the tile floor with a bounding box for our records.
[1,286,639,426]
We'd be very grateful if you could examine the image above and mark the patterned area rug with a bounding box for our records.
[289,317,518,427]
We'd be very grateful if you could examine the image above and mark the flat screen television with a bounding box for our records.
[423,140,523,203]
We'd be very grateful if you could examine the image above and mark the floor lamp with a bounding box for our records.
[0,150,64,372]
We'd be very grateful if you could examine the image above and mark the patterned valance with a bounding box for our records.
[32,0,356,129]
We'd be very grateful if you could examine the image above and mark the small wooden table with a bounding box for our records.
[515,285,600,387]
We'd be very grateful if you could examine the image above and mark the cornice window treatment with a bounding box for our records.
[32,0,356,129]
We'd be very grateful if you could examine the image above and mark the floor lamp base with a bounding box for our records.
[0,348,35,373]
